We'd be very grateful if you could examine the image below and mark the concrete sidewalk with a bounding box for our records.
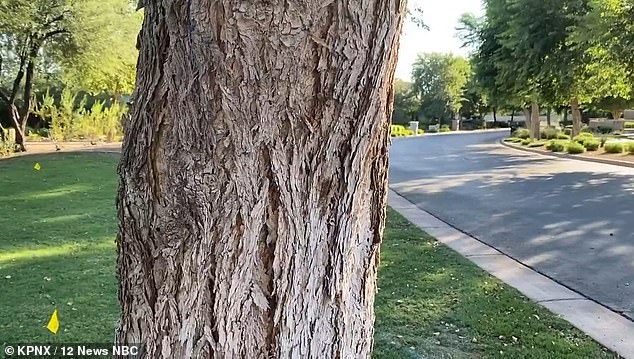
[389,189,634,358]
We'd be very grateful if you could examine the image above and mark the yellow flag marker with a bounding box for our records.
[47,309,59,334]
[34,162,41,171]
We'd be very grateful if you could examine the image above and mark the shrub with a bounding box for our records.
[625,122,634,129]
[627,142,634,154]
[583,139,600,151]
[573,133,594,144]
[541,127,559,140]
[521,139,532,146]
[580,126,592,133]
[34,89,126,142]
[567,141,585,154]
[439,125,451,133]
[390,125,408,137]
[597,126,613,134]
[513,128,530,139]
[504,137,523,143]
[604,142,625,153]
[546,140,566,152]
[417,129,425,135]
[563,128,572,136]
[556,133,571,140]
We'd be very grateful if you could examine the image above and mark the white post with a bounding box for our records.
[409,121,419,136]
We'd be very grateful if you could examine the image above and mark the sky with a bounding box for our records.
[395,0,484,81]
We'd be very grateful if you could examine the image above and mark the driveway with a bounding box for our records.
[389,131,634,319]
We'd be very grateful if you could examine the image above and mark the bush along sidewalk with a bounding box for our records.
[506,128,634,157]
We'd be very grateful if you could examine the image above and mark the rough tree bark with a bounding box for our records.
[116,1,406,358]
[571,97,582,137]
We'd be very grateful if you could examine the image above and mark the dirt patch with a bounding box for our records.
[578,149,634,164]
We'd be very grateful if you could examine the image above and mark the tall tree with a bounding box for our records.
[582,0,634,74]
[411,53,471,123]
[459,8,522,126]
[572,0,634,121]
[0,0,74,150]
[460,75,490,121]
[116,1,406,357]
[0,0,140,150]
[392,79,419,123]
[61,1,142,97]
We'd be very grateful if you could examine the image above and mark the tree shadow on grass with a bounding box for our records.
[0,246,118,343]
[0,153,120,342]
[0,152,119,253]
[373,210,618,359]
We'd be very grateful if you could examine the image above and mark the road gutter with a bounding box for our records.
[389,189,634,358]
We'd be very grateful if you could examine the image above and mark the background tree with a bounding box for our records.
[392,79,419,124]
[582,0,634,73]
[591,96,634,120]
[116,0,406,357]
[61,1,141,97]
[572,0,634,121]
[0,0,74,150]
[0,0,140,150]
[458,8,520,126]
[411,53,470,124]
[460,76,490,121]
[469,0,634,138]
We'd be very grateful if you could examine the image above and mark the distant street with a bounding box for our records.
[389,131,634,319]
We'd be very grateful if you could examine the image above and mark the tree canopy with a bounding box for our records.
[411,53,471,123]
[0,0,140,98]
[0,0,140,148]
[462,0,634,137]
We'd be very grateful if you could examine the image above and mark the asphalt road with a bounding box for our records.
[389,130,634,319]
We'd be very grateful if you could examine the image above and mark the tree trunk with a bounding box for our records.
[531,101,540,139]
[116,1,406,358]
[571,97,582,137]
[493,106,497,125]
[546,108,551,127]
[523,107,531,135]
[612,110,623,121]
[14,56,36,152]
[9,104,25,151]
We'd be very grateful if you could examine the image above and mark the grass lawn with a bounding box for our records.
[0,153,618,357]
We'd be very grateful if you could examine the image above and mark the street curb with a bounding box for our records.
[500,139,634,169]
[388,189,634,358]
[392,128,510,140]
